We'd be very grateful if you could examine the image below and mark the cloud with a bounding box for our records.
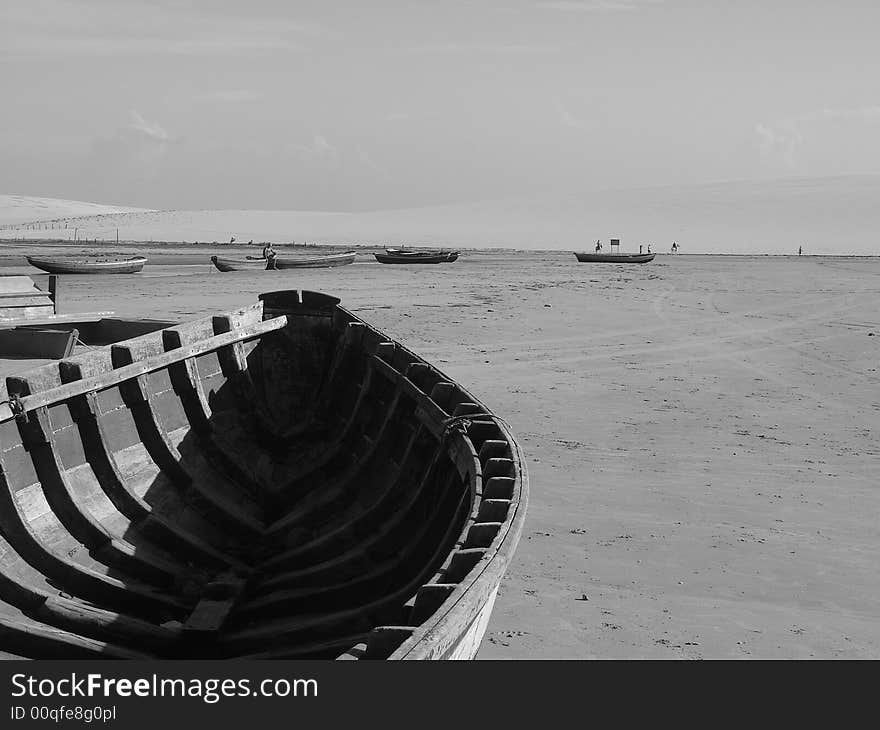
[286,135,339,163]
[1,34,306,58]
[194,90,265,103]
[84,111,177,186]
[1,1,321,58]
[128,110,171,143]
[357,150,391,181]
[554,99,587,129]
[536,0,662,11]
[756,106,880,167]
[403,43,558,55]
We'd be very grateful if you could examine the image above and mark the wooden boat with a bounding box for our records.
[384,248,460,263]
[574,252,655,264]
[385,248,459,262]
[375,252,450,265]
[211,256,271,272]
[211,251,356,272]
[274,251,356,269]
[0,290,527,659]
[26,256,148,275]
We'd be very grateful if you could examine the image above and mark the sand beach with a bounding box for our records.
[3,245,876,658]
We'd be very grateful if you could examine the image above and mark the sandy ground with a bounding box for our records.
[2,249,878,658]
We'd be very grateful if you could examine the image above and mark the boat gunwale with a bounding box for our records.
[388,384,528,660]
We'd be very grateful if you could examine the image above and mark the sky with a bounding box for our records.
[2,0,880,211]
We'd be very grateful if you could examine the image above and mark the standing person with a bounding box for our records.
[647,244,652,254]
[798,245,803,256]
[262,242,275,260]
[595,239,602,252]
[639,244,643,254]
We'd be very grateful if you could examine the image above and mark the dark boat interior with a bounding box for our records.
[0,290,523,659]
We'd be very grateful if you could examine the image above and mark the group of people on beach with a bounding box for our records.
[593,239,672,254]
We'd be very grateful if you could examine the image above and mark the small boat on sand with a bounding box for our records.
[211,251,356,272]
[0,289,527,659]
[26,255,148,275]
[574,252,655,264]
[385,248,459,262]
[375,251,457,265]
[211,256,272,272]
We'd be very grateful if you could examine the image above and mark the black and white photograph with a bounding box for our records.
[0,0,877,686]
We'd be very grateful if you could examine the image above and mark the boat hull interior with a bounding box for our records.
[0,290,526,660]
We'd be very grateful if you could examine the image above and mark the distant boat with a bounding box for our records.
[385,248,459,262]
[573,252,655,264]
[211,251,357,272]
[211,257,268,272]
[375,250,458,264]
[25,255,148,275]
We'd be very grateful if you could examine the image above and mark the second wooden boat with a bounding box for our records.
[574,252,655,264]
[385,248,459,262]
[0,290,527,659]
[211,251,356,272]
[375,251,451,265]
[26,255,148,275]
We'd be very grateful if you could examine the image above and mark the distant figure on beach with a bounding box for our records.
[595,239,602,252]
[798,245,803,256]
[262,243,276,260]
[230,237,235,244]
[647,244,652,254]
[671,241,678,254]
[639,245,643,254]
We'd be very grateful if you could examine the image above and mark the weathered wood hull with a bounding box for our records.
[375,252,450,264]
[210,256,269,272]
[273,252,356,269]
[26,256,148,275]
[212,252,357,272]
[385,249,459,263]
[0,290,527,660]
[573,252,655,264]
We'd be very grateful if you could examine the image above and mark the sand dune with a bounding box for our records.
[2,175,879,254]
[0,195,149,227]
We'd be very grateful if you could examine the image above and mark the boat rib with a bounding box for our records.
[0,290,527,659]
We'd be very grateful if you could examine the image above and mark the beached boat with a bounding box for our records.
[25,255,148,275]
[375,251,452,265]
[210,256,271,272]
[574,252,655,264]
[0,289,527,659]
[211,251,356,272]
[385,248,459,263]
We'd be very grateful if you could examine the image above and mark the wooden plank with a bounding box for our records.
[0,312,114,329]
[0,305,56,321]
[8,315,289,414]
[184,574,247,633]
[0,291,55,299]
[47,275,60,311]
[0,275,46,294]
